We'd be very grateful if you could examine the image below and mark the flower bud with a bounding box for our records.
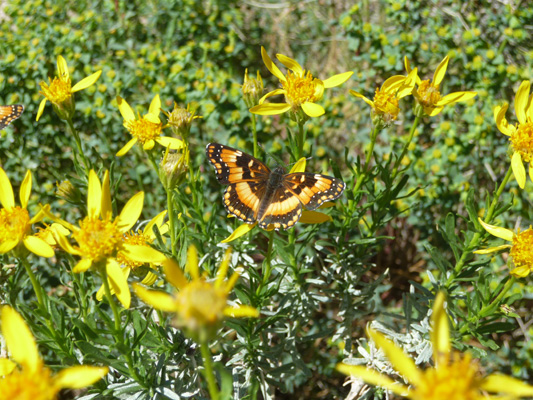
[242,69,263,108]
[159,146,189,190]
[56,180,82,203]
[164,103,200,140]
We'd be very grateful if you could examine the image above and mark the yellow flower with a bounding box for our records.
[250,47,353,119]
[337,292,533,400]
[162,102,202,140]
[350,68,418,127]
[242,68,264,108]
[220,157,337,243]
[0,168,54,258]
[0,306,108,400]
[50,170,166,308]
[116,94,184,157]
[133,246,259,342]
[474,218,533,278]
[95,210,169,301]
[36,55,101,121]
[405,56,477,117]
[494,80,533,189]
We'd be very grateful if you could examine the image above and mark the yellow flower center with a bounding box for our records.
[0,366,59,400]
[125,118,162,144]
[417,79,442,107]
[72,216,123,262]
[176,280,227,331]
[0,206,30,243]
[39,77,72,104]
[373,87,400,120]
[413,352,482,400]
[116,230,151,270]
[282,70,323,108]
[510,121,533,163]
[510,227,533,271]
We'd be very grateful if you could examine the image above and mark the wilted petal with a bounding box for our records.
[54,366,109,389]
[1,306,40,373]
[72,71,102,93]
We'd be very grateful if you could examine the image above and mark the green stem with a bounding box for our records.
[66,118,90,176]
[257,230,274,297]
[295,120,306,161]
[445,165,513,286]
[200,341,220,400]
[390,115,421,181]
[352,126,378,198]
[21,257,45,308]
[166,187,177,256]
[251,114,259,159]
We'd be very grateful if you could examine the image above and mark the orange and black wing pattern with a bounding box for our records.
[0,105,24,130]
[282,173,345,210]
[256,185,303,230]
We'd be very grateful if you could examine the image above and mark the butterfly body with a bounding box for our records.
[0,105,24,130]
[206,143,345,231]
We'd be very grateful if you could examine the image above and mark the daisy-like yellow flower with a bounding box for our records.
[116,94,184,157]
[475,218,533,278]
[405,55,477,117]
[494,80,533,189]
[162,102,202,140]
[220,158,337,243]
[0,168,54,258]
[36,55,101,122]
[0,306,108,400]
[50,170,166,308]
[133,246,259,342]
[250,47,353,119]
[95,210,169,301]
[350,68,418,126]
[337,292,533,400]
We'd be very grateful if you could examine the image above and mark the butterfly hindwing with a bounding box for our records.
[223,181,265,223]
[206,143,270,185]
[283,173,345,210]
[257,186,302,230]
[0,105,24,130]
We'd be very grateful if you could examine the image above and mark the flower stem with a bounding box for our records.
[166,187,177,256]
[21,257,45,308]
[390,115,421,181]
[295,120,306,161]
[352,126,378,198]
[66,118,90,177]
[200,340,220,400]
[251,114,259,159]
[257,230,274,296]
[445,165,513,286]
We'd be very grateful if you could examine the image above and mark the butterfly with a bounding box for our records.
[0,105,24,130]
[206,143,345,230]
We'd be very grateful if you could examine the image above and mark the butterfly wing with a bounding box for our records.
[206,143,271,184]
[224,181,266,223]
[256,186,303,230]
[0,105,24,130]
[282,173,345,210]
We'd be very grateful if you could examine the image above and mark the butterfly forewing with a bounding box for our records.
[0,105,24,130]
[283,173,345,210]
[224,181,266,223]
[206,143,270,185]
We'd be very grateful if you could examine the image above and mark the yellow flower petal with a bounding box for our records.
[116,138,138,157]
[145,210,168,238]
[223,305,259,318]
[478,218,514,242]
[101,170,112,220]
[261,46,286,82]
[368,329,422,386]
[23,236,54,258]
[480,373,533,396]
[215,248,233,288]
[350,90,375,108]
[133,283,177,312]
[433,56,449,86]
[29,203,50,225]
[530,163,533,184]
[19,170,32,209]
[163,258,187,290]
[117,191,144,231]
[511,151,526,189]
[473,244,512,254]
[54,366,109,389]
[276,53,303,75]
[301,101,325,117]
[250,103,292,116]
[514,80,530,125]
[73,258,93,273]
[56,55,69,79]
[430,292,450,361]
[35,98,47,122]
[143,139,155,150]
[155,137,185,150]
[87,170,102,219]
[437,91,477,106]
[144,112,161,124]
[122,244,166,264]
[148,94,161,116]
[141,271,158,286]
[493,104,513,136]
[397,68,418,99]
[0,239,18,254]
[71,70,102,93]
[322,71,353,88]
[186,244,200,279]
[1,306,40,373]
[404,56,422,85]
[290,157,306,173]
[258,88,285,104]
[107,260,130,309]
[0,358,17,375]
[221,222,256,243]
[55,232,81,255]
[117,96,135,121]
[510,265,531,278]
[336,364,410,397]
[299,210,332,224]
[0,168,15,209]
